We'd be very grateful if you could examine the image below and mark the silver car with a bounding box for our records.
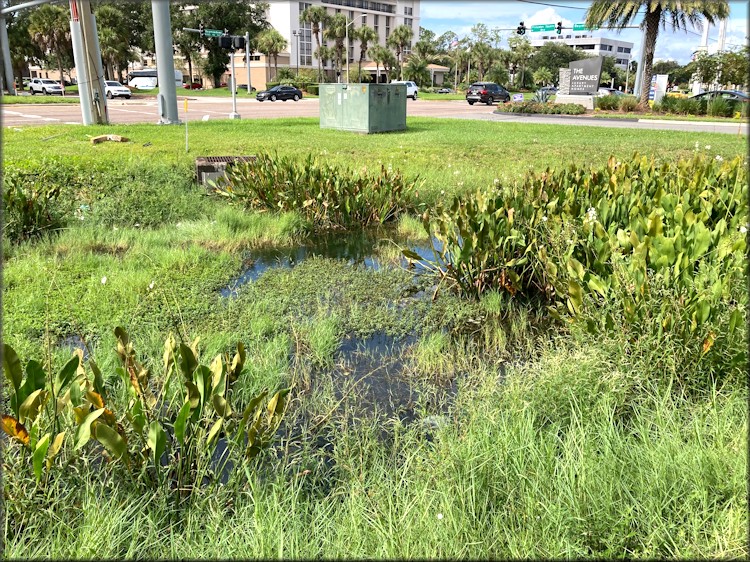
[29,78,64,95]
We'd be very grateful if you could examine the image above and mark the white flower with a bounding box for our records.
[567,239,573,245]
[457,181,464,187]
[447,163,452,168]
[493,178,500,185]
[695,141,700,149]
[101,276,107,285]
[134,223,140,228]
[113,226,118,231]
[740,225,748,234]
[440,190,445,195]
[715,155,723,162]
[541,216,548,222]
[586,207,597,222]
[437,513,443,520]
[705,145,711,150]
[453,170,460,175]
[148,281,155,290]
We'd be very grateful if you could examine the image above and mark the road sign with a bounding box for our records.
[205,29,224,37]
[530,24,556,32]
[573,23,599,31]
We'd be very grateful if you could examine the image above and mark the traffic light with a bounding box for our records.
[218,35,232,49]
[233,35,245,50]
[199,22,205,38]
[516,21,526,35]
[556,21,562,34]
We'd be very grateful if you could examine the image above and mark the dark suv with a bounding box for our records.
[466,82,510,105]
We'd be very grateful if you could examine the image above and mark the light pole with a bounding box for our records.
[292,29,300,77]
[344,14,366,83]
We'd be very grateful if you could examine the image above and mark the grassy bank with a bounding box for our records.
[3,117,747,558]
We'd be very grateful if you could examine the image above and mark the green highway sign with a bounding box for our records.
[205,29,224,37]
[530,24,556,32]
[573,23,598,31]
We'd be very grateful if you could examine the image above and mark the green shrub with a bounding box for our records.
[215,152,418,230]
[619,97,638,112]
[659,95,680,114]
[708,97,734,118]
[676,97,702,115]
[557,103,586,115]
[494,101,585,115]
[306,84,319,95]
[596,95,620,111]
[2,165,68,243]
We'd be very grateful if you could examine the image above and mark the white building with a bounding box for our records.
[529,34,634,70]
[264,0,421,84]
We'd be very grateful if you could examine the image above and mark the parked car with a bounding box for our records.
[466,82,510,105]
[235,84,257,93]
[104,80,131,99]
[539,85,557,95]
[390,80,419,99]
[183,82,203,90]
[28,78,64,95]
[689,90,748,102]
[437,87,453,94]
[256,84,303,102]
[597,87,625,97]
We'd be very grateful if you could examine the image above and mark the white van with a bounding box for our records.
[390,80,418,100]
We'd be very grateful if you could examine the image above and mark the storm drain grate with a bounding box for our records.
[195,155,255,187]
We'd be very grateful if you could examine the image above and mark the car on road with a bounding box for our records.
[689,89,749,102]
[437,87,453,94]
[256,84,303,102]
[235,84,257,93]
[597,87,626,97]
[104,80,131,99]
[184,82,203,90]
[466,82,510,105]
[29,78,64,96]
[391,80,419,99]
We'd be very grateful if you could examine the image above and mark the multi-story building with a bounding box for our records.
[529,34,634,70]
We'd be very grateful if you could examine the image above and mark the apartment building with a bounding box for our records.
[529,34,634,70]
[266,0,420,85]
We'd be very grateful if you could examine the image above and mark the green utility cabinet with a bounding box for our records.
[319,83,407,133]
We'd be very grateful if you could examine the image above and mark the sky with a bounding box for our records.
[419,0,749,65]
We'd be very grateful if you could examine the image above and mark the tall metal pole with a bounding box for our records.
[245,31,251,94]
[0,15,16,95]
[229,47,239,119]
[345,23,348,83]
[633,26,646,97]
[69,2,94,124]
[625,53,630,94]
[151,0,179,124]
[295,31,299,77]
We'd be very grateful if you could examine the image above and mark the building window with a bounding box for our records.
[386,16,391,37]
[361,15,366,26]
[405,17,412,27]
[373,14,379,36]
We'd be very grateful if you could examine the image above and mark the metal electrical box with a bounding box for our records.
[319,83,407,133]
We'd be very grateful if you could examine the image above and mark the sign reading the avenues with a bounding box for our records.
[567,57,603,95]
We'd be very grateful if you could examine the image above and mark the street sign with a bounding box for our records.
[205,29,224,37]
[530,24,556,32]
[512,93,524,102]
[572,23,599,31]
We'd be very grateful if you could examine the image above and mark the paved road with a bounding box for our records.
[3,96,747,135]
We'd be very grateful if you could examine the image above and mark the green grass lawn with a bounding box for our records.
[3,117,747,559]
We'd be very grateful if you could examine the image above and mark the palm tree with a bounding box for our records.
[355,25,378,83]
[369,44,396,83]
[301,6,330,83]
[28,4,71,91]
[404,54,430,87]
[386,24,414,80]
[585,1,729,107]
[323,13,347,81]
[257,29,288,82]
[95,4,132,81]
[315,45,334,82]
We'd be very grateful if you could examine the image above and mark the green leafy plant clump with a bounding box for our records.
[416,152,747,382]
[596,94,621,111]
[214,152,419,230]
[2,328,289,499]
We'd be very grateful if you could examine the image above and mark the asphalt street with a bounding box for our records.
[2,95,747,135]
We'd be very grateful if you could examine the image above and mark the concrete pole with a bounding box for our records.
[229,49,239,119]
[82,4,108,123]
[151,0,179,124]
[69,6,94,124]
[245,31,251,93]
[0,15,16,95]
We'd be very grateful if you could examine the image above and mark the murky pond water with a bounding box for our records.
[220,228,439,297]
